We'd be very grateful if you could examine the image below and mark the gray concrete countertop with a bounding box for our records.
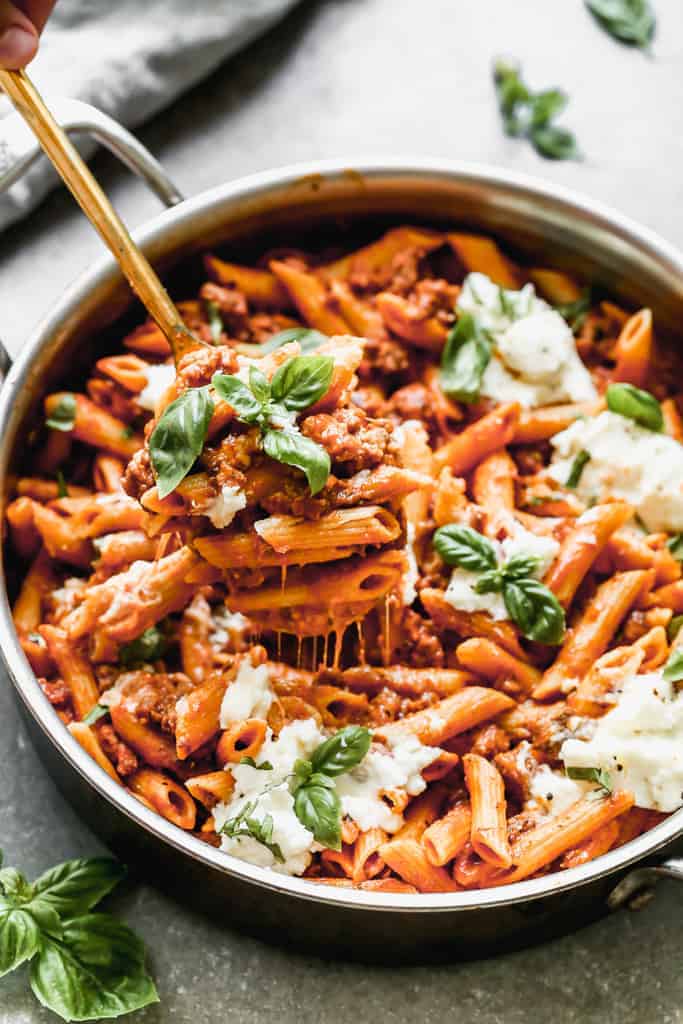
[1,1,683,1021]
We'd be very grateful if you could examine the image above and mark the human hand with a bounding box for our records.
[0,0,56,68]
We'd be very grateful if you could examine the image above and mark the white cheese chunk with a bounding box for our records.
[528,765,592,817]
[561,669,683,812]
[209,605,249,649]
[402,522,420,606]
[219,660,273,727]
[137,362,176,411]
[443,520,560,621]
[457,273,597,408]
[204,484,247,529]
[548,409,683,533]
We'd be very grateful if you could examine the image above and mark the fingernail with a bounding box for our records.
[0,26,38,68]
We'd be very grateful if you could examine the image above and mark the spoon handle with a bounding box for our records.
[0,68,200,363]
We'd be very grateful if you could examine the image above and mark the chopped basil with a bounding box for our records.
[205,300,224,344]
[259,327,328,355]
[566,765,613,793]
[56,471,68,498]
[667,534,683,561]
[149,386,214,498]
[239,756,274,771]
[585,0,655,48]
[566,449,591,488]
[606,382,663,431]
[46,394,77,432]
[493,60,579,161]
[0,852,157,1020]
[667,615,683,644]
[220,802,285,862]
[439,312,492,403]
[82,704,109,727]
[662,648,683,684]
[119,626,167,666]
[556,288,592,334]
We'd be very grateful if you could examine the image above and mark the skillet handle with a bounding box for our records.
[0,97,183,208]
[607,857,683,911]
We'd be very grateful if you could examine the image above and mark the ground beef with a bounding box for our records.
[176,345,239,389]
[301,406,399,474]
[87,378,138,424]
[199,282,250,340]
[122,447,154,500]
[410,278,459,325]
[392,608,445,668]
[201,427,261,480]
[119,671,193,734]
[358,336,410,380]
[40,678,71,707]
[97,723,139,776]
[249,313,301,345]
[350,386,389,418]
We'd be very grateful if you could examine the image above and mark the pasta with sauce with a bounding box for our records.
[9,223,683,891]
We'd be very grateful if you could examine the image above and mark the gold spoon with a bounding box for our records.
[0,68,206,364]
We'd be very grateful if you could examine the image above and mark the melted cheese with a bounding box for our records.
[137,362,176,411]
[219,660,273,727]
[204,484,247,529]
[561,670,683,812]
[549,409,683,533]
[457,273,596,408]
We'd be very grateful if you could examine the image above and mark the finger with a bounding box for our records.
[16,0,56,34]
[0,1,39,69]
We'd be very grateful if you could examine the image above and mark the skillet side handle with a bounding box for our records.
[607,857,683,911]
[0,97,183,208]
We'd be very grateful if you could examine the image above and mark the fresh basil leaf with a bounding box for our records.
[239,756,274,771]
[556,288,592,333]
[56,471,68,498]
[32,859,125,919]
[0,867,33,902]
[566,449,591,488]
[149,386,214,498]
[433,523,498,572]
[662,648,683,684]
[473,569,505,594]
[220,800,284,862]
[492,59,530,135]
[0,907,41,976]
[606,382,663,431]
[211,373,263,422]
[531,124,580,161]
[585,0,655,47]
[205,300,223,344]
[440,313,492,403]
[263,429,330,496]
[293,758,313,787]
[294,784,342,851]
[667,534,683,561]
[30,914,158,1021]
[248,366,271,405]
[566,765,613,793]
[667,615,683,644]
[270,355,334,412]
[310,726,372,778]
[530,88,567,127]
[46,394,77,432]
[502,554,542,581]
[259,327,328,355]
[119,626,167,667]
[82,704,109,727]
[503,577,566,644]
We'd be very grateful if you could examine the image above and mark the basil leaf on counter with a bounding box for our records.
[433,524,498,573]
[566,449,591,488]
[493,59,579,161]
[260,327,328,355]
[585,0,655,48]
[531,124,579,161]
[566,765,613,793]
[293,784,342,852]
[32,860,125,919]
[310,726,372,778]
[606,382,663,431]
[205,300,224,344]
[270,354,334,411]
[82,704,109,727]
[503,577,566,645]
[211,374,263,422]
[0,908,41,977]
[119,626,167,666]
[440,313,492,403]
[149,385,214,498]
[46,394,77,432]
[263,429,330,496]
[662,648,683,684]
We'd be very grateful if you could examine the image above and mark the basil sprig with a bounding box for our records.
[119,626,167,667]
[213,354,333,495]
[493,60,579,161]
[585,0,655,48]
[46,394,77,432]
[565,765,613,794]
[149,386,214,498]
[292,726,372,851]
[0,852,158,1021]
[440,312,492,403]
[566,449,591,488]
[606,382,663,431]
[433,524,565,644]
[662,648,683,684]
[220,802,285,862]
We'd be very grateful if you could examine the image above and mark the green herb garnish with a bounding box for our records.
[667,535,683,561]
[433,524,565,644]
[149,386,214,498]
[556,288,592,334]
[0,852,158,1021]
[212,354,333,496]
[239,757,274,771]
[82,704,109,727]
[493,59,580,161]
[220,802,285,862]
[119,626,167,666]
[56,471,68,498]
[662,648,683,684]
[566,449,591,488]
[566,765,613,793]
[259,327,328,355]
[667,615,683,643]
[46,395,77,432]
[585,0,655,48]
[205,300,224,344]
[439,312,492,403]
[606,382,663,431]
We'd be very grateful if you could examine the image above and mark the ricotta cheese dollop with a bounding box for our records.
[561,669,683,812]
[444,520,560,620]
[204,484,247,529]
[456,273,597,408]
[548,409,683,533]
[219,659,274,727]
[137,362,176,412]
